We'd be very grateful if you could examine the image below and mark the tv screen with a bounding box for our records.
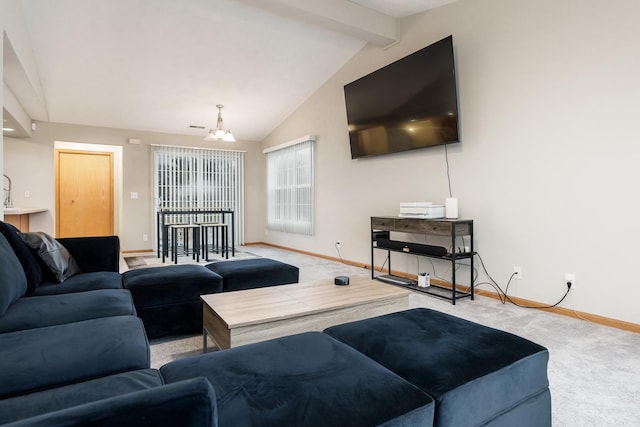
[344,35,459,159]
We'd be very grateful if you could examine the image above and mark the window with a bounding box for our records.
[153,145,245,244]
[265,136,315,235]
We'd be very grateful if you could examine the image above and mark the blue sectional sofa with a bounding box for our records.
[0,222,150,403]
[0,221,551,426]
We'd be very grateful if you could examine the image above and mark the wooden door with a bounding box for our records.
[55,149,114,237]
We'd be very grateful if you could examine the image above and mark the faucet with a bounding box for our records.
[3,174,12,208]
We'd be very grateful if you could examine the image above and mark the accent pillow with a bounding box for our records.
[20,232,82,283]
[0,221,44,291]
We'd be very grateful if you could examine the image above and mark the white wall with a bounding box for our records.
[260,0,640,324]
[3,0,638,324]
[2,0,46,216]
[1,0,47,129]
[3,121,263,251]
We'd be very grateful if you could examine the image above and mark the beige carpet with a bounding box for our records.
[148,244,640,427]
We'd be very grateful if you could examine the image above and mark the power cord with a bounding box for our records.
[421,234,465,282]
[375,254,389,273]
[334,242,344,263]
[474,252,571,309]
[444,143,453,198]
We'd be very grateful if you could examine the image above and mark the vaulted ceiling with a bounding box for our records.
[4,0,457,141]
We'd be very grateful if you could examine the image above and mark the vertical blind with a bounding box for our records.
[265,137,315,235]
[153,145,245,245]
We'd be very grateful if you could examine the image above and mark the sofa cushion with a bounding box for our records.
[0,233,28,316]
[123,264,223,338]
[29,271,123,296]
[0,369,164,424]
[0,221,43,291]
[161,331,434,426]
[0,315,150,399]
[324,308,551,427]
[204,257,299,292]
[1,377,217,427]
[20,232,81,283]
[0,289,136,333]
[57,236,121,273]
[123,265,223,308]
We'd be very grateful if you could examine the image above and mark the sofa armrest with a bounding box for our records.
[57,236,120,272]
[2,378,217,427]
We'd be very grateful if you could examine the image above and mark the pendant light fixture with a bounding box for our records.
[204,104,235,142]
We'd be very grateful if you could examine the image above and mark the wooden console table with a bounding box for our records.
[371,216,474,304]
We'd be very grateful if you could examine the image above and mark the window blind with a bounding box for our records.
[153,145,245,245]
[265,137,315,235]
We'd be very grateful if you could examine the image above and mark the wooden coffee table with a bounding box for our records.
[201,276,410,350]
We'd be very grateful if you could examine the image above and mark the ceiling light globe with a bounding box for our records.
[223,131,236,142]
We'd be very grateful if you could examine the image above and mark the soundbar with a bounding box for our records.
[374,238,448,257]
[376,275,417,286]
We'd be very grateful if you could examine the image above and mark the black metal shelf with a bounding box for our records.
[370,216,475,305]
[376,276,472,301]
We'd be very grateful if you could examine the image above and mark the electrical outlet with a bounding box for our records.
[513,266,522,279]
[335,241,341,249]
[142,234,149,242]
[565,273,575,289]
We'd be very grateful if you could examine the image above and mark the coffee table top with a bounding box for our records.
[201,276,409,328]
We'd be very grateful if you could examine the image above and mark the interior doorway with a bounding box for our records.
[55,149,114,237]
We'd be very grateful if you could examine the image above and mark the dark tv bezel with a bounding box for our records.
[344,35,460,160]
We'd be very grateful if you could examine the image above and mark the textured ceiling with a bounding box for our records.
[8,0,457,141]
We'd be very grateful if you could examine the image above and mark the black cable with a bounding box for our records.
[474,252,571,309]
[474,280,506,300]
[421,234,459,281]
[453,258,480,284]
[475,252,504,293]
[502,272,571,309]
[377,255,389,273]
[334,242,344,263]
[444,143,453,198]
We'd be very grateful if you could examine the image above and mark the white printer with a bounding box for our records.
[399,202,445,219]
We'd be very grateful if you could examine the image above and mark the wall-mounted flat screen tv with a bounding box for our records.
[344,35,459,159]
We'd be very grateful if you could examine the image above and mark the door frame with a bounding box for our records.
[53,141,123,238]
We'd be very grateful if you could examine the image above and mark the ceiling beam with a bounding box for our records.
[3,87,32,138]
[2,3,49,125]
[234,0,398,46]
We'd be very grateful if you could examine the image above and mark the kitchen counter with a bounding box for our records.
[3,207,48,231]
[4,207,48,215]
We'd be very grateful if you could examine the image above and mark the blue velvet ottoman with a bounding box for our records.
[324,308,551,427]
[204,257,299,292]
[123,265,223,338]
[160,331,434,426]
